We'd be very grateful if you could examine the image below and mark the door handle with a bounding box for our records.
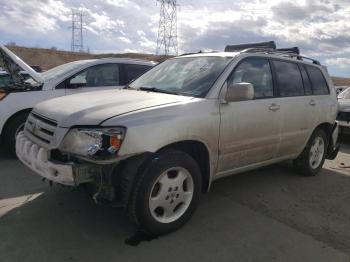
[269,103,280,111]
[309,99,316,106]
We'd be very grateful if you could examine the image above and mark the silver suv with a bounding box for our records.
[16,43,339,236]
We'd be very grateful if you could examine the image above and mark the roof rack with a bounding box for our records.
[240,47,320,65]
[224,41,321,65]
[225,41,276,52]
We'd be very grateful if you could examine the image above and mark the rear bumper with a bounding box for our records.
[16,132,95,186]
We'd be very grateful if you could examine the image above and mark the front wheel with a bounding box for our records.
[294,128,328,176]
[127,150,202,236]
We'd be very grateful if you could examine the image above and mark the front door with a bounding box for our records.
[218,57,280,173]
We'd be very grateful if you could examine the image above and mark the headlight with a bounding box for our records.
[60,127,126,159]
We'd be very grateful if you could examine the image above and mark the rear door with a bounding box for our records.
[304,65,336,125]
[271,60,316,157]
[218,57,280,173]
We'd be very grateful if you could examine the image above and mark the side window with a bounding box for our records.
[227,57,273,99]
[122,64,151,84]
[272,60,304,97]
[299,65,312,95]
[305,66,329,95]
[69,63,120,88]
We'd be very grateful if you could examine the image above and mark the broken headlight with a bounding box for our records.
[60,127,126,159]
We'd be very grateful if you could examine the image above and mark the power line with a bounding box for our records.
[156,0,178,55]
[70,9,85,52]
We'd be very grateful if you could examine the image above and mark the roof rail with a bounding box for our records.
[240,48,320,65]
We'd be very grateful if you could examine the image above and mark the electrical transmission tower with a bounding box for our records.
[156,0,178,55]
[70,9,85,52]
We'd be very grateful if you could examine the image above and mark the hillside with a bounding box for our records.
[6,45,169,71]
[332,77,350,86]
[4,45,350,86]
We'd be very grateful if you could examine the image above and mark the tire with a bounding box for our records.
[127,150,202,236]
[3,112,30,155]
[294,128,328,176]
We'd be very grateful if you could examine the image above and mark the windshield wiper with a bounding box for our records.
[139,87,180,95]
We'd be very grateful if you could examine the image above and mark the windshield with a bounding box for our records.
[338,88,350,99]
[129,56,232,97]
[41,60,93,81]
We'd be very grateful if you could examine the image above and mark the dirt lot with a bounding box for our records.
[1,138,350,261]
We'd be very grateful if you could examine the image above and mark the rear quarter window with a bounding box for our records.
[305,66,329,95]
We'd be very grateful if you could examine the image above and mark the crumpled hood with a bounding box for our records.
[33,89,193,127]
[338,99,350,112]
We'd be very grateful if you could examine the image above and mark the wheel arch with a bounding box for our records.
[312,122,337,158]
[1,108,32,137]
[115,139,212,208]
[315,122,333,137]
[157,140,211,194]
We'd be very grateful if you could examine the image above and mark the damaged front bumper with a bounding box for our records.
[16,132,97,186]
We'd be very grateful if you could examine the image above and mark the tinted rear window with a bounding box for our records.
[305,66,329,95]
[273,60,304,97]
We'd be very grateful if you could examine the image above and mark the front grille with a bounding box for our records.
[25,112,57,144]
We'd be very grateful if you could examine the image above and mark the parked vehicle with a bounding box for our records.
[337,88,350,133]
[16,42,339,236]
[335,85,349,96]
[0,45,155,153]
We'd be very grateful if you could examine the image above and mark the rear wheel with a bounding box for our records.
[294,128,328,176]
[127,150,202,236]
[3,112,29,155]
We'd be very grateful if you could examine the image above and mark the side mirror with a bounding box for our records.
[225,82,254,102]
[69,76,87,88]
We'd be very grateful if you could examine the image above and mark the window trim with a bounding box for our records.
[270,58,306,98]
[304,64,330,95]
[226,56,276,100]
[298,64,313,96]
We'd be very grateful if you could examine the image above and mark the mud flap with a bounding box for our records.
[326,123,340,160]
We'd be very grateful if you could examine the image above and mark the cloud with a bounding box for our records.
[0,0,70,34]
[325,58,350,69]
[119,36,131,44]
[0,0,349,76]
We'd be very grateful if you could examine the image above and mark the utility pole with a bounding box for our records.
[70,9,85,52]
[156,0,178,55]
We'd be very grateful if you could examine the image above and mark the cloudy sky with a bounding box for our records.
[0,0,349,77]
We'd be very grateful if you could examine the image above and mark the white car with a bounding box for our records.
[337,88,350,133]
[0,45,155,153]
